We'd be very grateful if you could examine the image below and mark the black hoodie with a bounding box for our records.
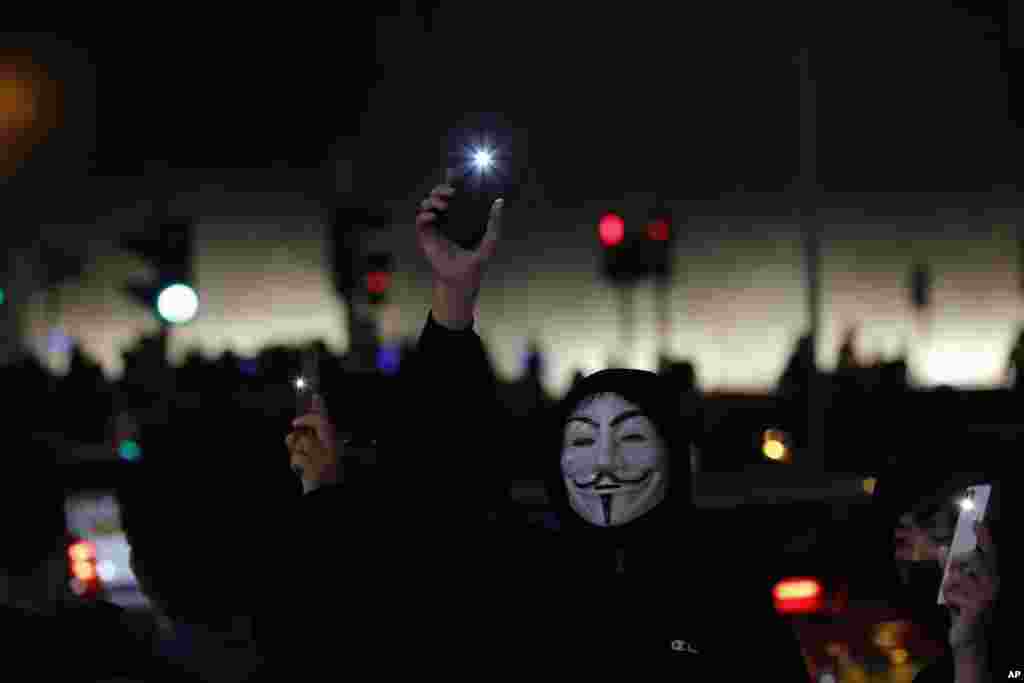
[394,317,808,675]
[484,367,806,674]
[278,315,809,676]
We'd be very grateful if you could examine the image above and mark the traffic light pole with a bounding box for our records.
[617,283,634,365]
[795,47,825,472]
[655,275,671,360]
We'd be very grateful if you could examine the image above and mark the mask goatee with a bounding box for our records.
[601,494,613,526]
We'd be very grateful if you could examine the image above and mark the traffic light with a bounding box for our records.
[598,213,625,248]
[599,212,674,284]
[365,251,394,306]
[112,411,142,462]
[909,262,931,311]
[645,213,673,281]
[599,213,644,284]
[122,220,199,326]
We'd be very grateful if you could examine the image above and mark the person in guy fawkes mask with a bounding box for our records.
[281,170,811,675]
[551,369,685,532]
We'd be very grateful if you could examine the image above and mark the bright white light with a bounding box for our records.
[97,560,118,582]
[294,376,307,390]
[958,497,975,512]
[471,148,494,171]
[915,346,1006,388]
[157,284,200,325]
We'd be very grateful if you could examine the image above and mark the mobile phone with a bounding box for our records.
[433,165,500,251]
[937,483,992,604]
[294,345,321,417]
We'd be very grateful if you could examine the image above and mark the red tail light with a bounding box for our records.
[772,577,824,615]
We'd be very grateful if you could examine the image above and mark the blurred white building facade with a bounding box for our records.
[7,170,1022,398]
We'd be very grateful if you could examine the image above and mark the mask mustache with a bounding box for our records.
[573,471,652,489]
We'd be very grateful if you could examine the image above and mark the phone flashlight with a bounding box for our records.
[434,144,504,251]
[471,148,495,172]
[938,483,992,604]
[295,346,321,418]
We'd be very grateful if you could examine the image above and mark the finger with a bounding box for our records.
[289,445,310,471]
[418,220,461,262]
[293,414,328,435]
[432,184,456,198]
[477,197,503,260]
[311,393,327,417]
[976,523,994,553]
[421,195,449,213]
[416,210,438,229]
[943,582,970,608]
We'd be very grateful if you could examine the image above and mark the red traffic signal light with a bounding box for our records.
[598,213,625,247]
[366,271,392,295]
[647,218,670,242]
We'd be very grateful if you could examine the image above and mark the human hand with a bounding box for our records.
[415,169,502,329]
[943,522,999,652]
[285,394,341,493]
[895,512,948,566]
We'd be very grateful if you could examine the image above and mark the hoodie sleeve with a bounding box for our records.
[392,311,505,520]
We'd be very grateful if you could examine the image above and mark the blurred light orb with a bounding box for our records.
[157,284,199,325]
[118,439,142,462]
[377,344,401,376]
[471,148,494,171]
[97,560,118,582]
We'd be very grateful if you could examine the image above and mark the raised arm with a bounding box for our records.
[394,177,506,517]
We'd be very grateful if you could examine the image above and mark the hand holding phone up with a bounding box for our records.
[286,394,341,493]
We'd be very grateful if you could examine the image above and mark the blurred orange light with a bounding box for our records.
[68,541,96,563]
[763,438,786,460]
[72,560,97,582]
[0,70,37,132]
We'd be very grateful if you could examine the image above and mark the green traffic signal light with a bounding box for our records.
[155,283,200,325]
[118,439,142,461]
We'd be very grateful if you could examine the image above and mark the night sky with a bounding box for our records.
[3,7,1023,391]
[7,4,1020,197]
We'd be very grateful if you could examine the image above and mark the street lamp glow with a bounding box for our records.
[156,283,199,325]
[763,438,787,461]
